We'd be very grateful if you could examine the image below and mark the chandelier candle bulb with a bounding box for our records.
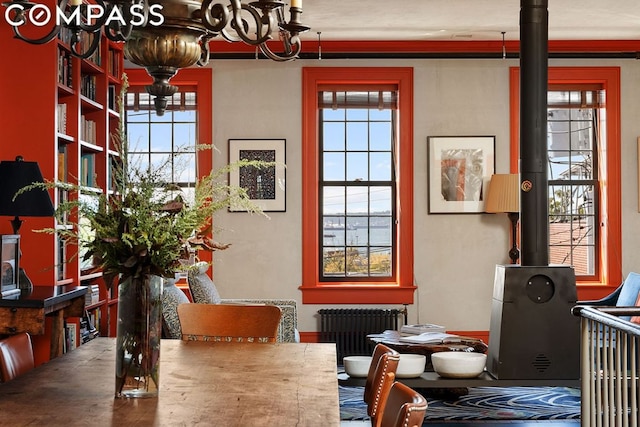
[69,0,81,6]
[291,0,301,8]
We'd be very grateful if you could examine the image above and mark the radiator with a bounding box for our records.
[318,308,406,363]
[573,306,640,426]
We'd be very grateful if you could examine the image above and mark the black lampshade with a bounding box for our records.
[0,156,55,233]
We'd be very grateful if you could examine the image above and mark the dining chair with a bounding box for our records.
[0,332,35,382]
[177,303,282,343]
[379,381,428,427]
[363,343,401,426]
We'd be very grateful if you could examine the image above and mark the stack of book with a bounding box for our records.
[400,323,446,335]
[399,332,462,344]
[84,284,100,306]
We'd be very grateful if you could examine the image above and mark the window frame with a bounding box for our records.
[300,67,415,304]
[509,66,622,296]
[125,68,213,265]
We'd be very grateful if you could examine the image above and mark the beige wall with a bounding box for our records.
[206,57,640,334]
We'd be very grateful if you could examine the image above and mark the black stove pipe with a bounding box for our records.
[519,0,549,266]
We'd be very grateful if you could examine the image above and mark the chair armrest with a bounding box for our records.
[576,285,623,306]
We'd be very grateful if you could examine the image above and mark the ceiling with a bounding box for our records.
[298,0,640,42]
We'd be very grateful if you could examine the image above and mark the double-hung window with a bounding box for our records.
[320,89,396,281]
[124,68,213,264]
[509,67,621,291]
[301,68,415,304]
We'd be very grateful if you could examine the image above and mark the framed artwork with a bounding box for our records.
[427,136,495,214]
[228,139,286,212]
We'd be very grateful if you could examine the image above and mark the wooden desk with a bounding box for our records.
[0,338,340,426]
[0,285,86,359]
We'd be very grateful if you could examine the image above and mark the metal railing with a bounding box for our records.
[572,306,640,426]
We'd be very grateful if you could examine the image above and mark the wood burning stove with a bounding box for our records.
[486,0,580,381]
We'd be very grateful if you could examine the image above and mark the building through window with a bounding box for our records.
[509,67,621,287]
[547,88,600,276]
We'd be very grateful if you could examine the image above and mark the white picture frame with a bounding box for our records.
[428,136,495,214]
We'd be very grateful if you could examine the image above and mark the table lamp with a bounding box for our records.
[0,156,55,293]
[485,174,520,264]
[0,156,55,234]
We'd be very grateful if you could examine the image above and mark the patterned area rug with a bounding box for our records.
[339,385,581,421]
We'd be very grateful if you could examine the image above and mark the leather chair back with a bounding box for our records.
[379,381,428,427]
[0,332,35,382]
[363,343,400,426]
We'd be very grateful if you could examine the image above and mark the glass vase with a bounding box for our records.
[115,274,163,398]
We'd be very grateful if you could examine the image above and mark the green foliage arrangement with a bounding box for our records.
[22,75,270,290]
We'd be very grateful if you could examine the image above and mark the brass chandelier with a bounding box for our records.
[2,0,309,113]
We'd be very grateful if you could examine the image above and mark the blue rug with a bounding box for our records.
[339,385,581,421]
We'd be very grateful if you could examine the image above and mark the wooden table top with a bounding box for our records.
[0,338,340,426]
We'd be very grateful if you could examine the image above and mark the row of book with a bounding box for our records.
[107,49,120,78]
[56,103,68,134]
[80,153,95,187]
[80,74,98,101]
[63,310,99,353]
[80,115,97,144]
[57,49,73,88]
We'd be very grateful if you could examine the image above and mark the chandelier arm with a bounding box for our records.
[200,0,228,33]
[258,35,300,62]
[228,0,272,46]
[70,26,102,59]
[77,0,109,33]
[197,37,212,66]
[11,23,60,45]
[6,0,64,45]
[105,0,147,42]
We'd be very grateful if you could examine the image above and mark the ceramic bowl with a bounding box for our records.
[343,356,373,378]
[396,353,427,378]
[431,351,487,378]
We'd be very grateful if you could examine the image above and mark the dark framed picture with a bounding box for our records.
[228,139,286,212]
[1,234,20,295]
[428,136,495,214]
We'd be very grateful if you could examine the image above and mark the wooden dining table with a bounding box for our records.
[0,338,340,426]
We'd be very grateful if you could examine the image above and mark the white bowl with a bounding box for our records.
[396,354,427,378]
[343,356,373,378]
[431,352,487,378]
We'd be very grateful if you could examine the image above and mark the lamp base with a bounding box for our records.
[507,212,520,264]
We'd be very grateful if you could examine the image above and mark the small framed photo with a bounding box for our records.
[1,234,20,296]
[229,139,286,212]
[427,136,495,214]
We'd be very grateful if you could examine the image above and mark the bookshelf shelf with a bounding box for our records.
[0,25,124,363]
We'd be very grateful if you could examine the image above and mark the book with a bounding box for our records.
[398,332,462,344]
[400,323,445,335]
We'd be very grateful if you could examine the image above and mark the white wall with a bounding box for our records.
[206,57,640,334]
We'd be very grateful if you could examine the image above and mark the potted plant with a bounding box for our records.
[21,75,271,398]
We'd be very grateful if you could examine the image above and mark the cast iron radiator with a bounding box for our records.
[318,308,406,363]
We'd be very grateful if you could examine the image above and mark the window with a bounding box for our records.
[320,89,396,281]
[124,69,212,264]
[509,67,621,287]
[125,89,198,198]
[547,88,600,276]
[301,68,415,304]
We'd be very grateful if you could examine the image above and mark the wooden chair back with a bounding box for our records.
[363,343,400,426]
[0,332,35,382]
[177,303,281,343]
[379,382,428,427]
